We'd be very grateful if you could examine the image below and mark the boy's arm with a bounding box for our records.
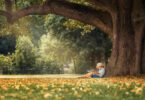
[94,71,100,76]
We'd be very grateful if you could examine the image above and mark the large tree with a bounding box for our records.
[0,0,145,76]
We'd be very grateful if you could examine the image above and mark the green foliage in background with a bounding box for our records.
[0,0,112,74]
[0,54,13,74]
[13,36,38,74]
[0,14,112,74]
[44,15,112,73]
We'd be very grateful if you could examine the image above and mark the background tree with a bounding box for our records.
[0,54,13,74]
[13,36,37,74]
[38,34,66,74]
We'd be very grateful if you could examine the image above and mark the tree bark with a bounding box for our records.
[141,27,145,73]
[105,0,145,76]
[106,0,137,76]
[73,58,77,74]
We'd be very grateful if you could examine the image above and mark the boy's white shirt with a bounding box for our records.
[98,68,105,77]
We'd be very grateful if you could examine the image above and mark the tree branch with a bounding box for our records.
[0,0,113,36]
[11,0,112,36]
[12,5,51,20]
[85,0,116,14]
[0,9,12,23]
[0,10,10,17]
[4,0,12,12]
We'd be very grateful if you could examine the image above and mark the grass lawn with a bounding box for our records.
[0,74,81,78]
[0,74,145,100]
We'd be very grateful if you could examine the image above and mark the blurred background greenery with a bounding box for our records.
[0,0,112,75]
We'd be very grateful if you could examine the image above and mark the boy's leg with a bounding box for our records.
[84,72,94,77]
[91,74,99,78]
[78,72,94,78]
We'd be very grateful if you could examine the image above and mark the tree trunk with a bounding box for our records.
[104,52,108,67]
[106,31,136,76]
[106,0,139,76]
[141,28,145,73]
[73,59,77,74]
[91,52,96,69]
[0,68,2,74]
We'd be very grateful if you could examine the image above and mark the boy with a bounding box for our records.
[78,63,105,78]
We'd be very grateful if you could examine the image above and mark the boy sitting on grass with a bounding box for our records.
[78,63,105,78]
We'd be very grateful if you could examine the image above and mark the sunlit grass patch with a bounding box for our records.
[0,75,145,100]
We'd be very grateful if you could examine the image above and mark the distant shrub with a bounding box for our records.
[0,54,13,74]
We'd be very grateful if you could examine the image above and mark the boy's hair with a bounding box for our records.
[96,63,104,68]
